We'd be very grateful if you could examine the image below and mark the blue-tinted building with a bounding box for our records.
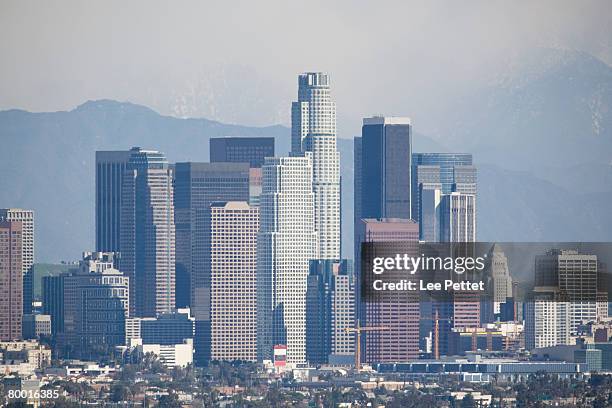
[141,312,194,345]
[306,260,355,365]
[210,137,275,168]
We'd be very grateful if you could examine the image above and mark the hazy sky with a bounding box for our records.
[1,0,611,136]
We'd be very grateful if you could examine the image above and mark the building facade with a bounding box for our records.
[174,162,250,364]
[357,219,420,363]
[120,147,175,317]
[1,209,34,315]
[0,220,23,341]
[257,156,318,364]
[42,275,65,336]
[535,249,598,333]
[305,259,355,365]
[291,72,340,260]
[209,201,259,362]
[173,162,250,311]
[63,252,129,349]
[210,137,274,168]
[440,192,476,242]
[95,151,131,253]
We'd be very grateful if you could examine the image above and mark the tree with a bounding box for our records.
[110,383,132,402]
[461,393,476,408]
[158,393,182,408]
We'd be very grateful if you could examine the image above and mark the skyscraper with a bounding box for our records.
[356,117,413,265]
[357,218,420,363]
[305,259,355,365]
[488,244,514,314]
[42,275,64,336]
[63,252,129,349]
[173,162,250,311]
[0,220,23,341]
[0,209,34,315]
[209,201,259,362]
[96,151,131,253]
[411,153,476,225]
[535,249,598,332]
[210,137,275,168]
[291,72,340,259]
[440,192,476,242]
[120,147,175,317]
[525,287,570,349]
[257,156,317,364]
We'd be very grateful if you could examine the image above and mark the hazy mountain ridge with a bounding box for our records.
[435,49,612,192]
[3,49,612,261]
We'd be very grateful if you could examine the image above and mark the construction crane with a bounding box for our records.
[345,322,388,371]
[422,310,453,360]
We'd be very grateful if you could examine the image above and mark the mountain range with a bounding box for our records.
[1,49,611,262]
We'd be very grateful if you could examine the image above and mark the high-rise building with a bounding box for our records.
[208,201,259,362]
[63,252,129,349]
[411,153,473,193]
[357,218,420,363]
[210,137,275,168]
[173,162,250,311]
[488,244,514,314]
[0,209,34,315]
[173,162,249,364]
[120,147,175,317]
[0,220,23,341]
[306,260,355,365]
[360,117,412,222]
[411,153,475,225]
[535,249,598,332]
[291,72,340,260]
[525,287,570,349]
[95,151,131,253]
[257,156,318,364]
[440,192,476,242]
[42,275,65,336]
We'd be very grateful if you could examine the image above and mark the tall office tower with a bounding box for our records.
[535,249,598,332]
[411,153,475,222]
[257,156,318,364]
[411,153,473,193]
[291,72,340,259]
[452,165,477,195]
[42,275,64,336]
[488,244,514,314]
[0,221,23,341]
[440,192,476,242]
[63,252,129,348]
[357,219,420,363]
[0,209,34,315]
[353,137,362,251]
[208,202,259,362]
[120,147,175,317]
[525,287,570,350]
[174,162,250,312]
[305,260,355,365]
[210,137,275,168]
[95,151,131,252]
